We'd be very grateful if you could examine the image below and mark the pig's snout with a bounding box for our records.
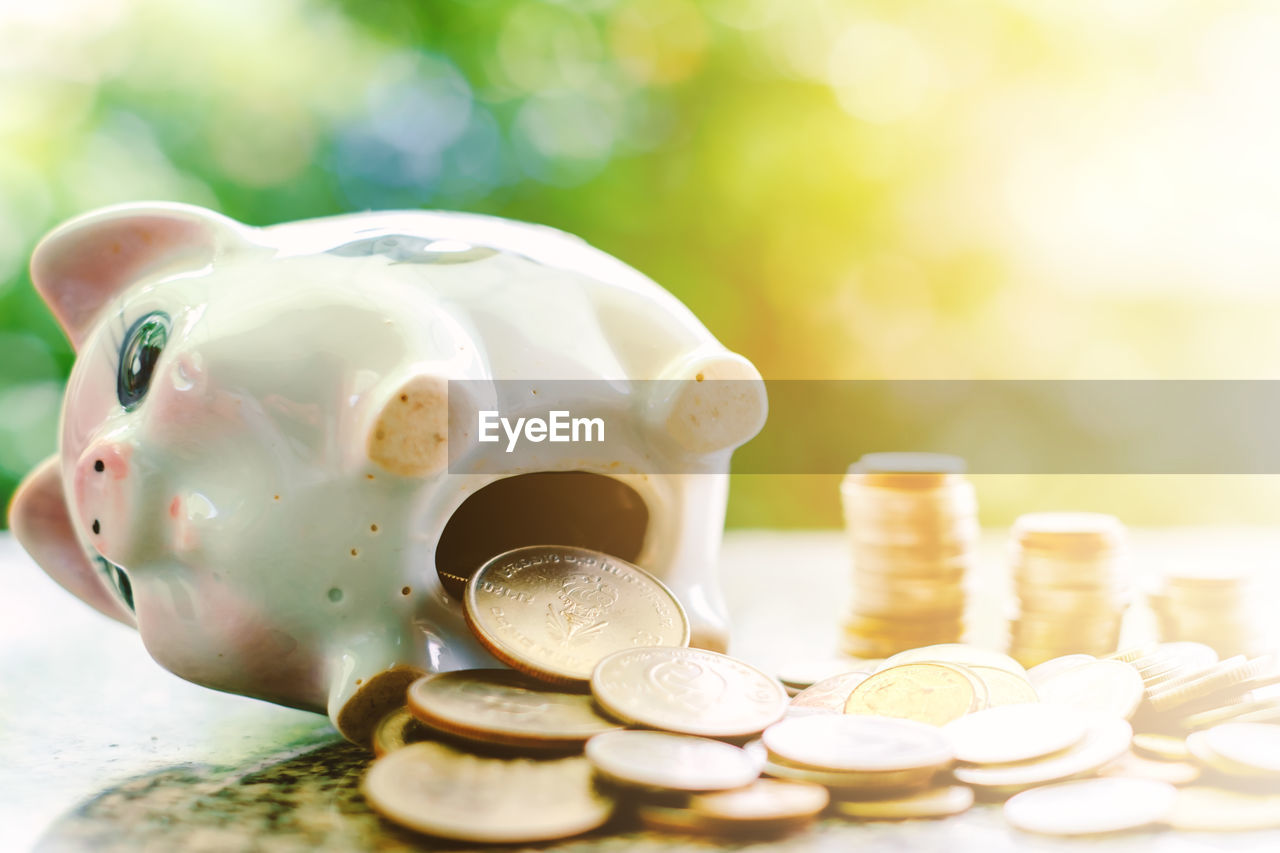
[73,441,134,563]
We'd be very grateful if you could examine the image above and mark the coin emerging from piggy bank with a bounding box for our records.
[354,544,1280,843]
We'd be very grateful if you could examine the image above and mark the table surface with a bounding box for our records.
[4,527,1280,852]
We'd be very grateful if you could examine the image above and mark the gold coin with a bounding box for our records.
[689,780,829,831]
[968,665,1038,706]
[1003,778,1176,836]
[1009,615,1121,647]
[1182,698,1280,731]
[1096,751,1200,786]
[406,669,622,749]
[1035,659,1144,721]
[1156,642,1220,672]
[789,671,872,713]
[954,717,1133,791]
[371,706,433,757]
[876,644,1027,678]
[943,704,1087,765]
[463,545,688,684]
[591,646,788,739]
[1168,786,1280,831]
[1011,512,1125,554]
[362,741,612,843]
[585,730,759,792]
[831,785,974,820]
[635,803,710,836]
[1106,644,1158,664]
[1147,656,1264,712]
[1132,732,1191,762]
[844,615,965,638]
[845,662,986,725]
[1016,587,1131,616]
[1201,723,1280,776]
[1026,654,1096,688]
[843,634,964,661]
[762,713,954,773]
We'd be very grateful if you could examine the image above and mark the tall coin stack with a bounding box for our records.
[1007,512,1128,668]
[840,453,977,659]
[1148,570,1264,658]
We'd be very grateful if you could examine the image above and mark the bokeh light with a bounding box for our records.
[6,0,1280,528]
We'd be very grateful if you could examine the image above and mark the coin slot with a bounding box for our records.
[435,471,648,595]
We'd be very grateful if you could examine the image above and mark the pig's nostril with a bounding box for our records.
[94,460,104,472]
[92,519,100,535]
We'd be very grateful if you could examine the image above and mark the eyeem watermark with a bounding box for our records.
[478,410,605,452]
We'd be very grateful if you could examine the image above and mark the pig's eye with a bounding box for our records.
[117,311,170,410]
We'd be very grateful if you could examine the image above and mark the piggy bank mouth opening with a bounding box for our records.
[433,471,649,594]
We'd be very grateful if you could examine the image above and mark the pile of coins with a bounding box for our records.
[1149,569,1266,658]
[1120,642,1280,734]
[1007,512,1129,667]
[839,454,977,659]
[353,540,1280,842]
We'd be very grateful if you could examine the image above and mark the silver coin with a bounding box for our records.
[1004,778,1176,836]
[591,647,788,738]
[762,714,954,773]
[585,730,760,792]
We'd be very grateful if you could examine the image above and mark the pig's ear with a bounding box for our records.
[30,202,249,350]
[8,456,134,625]
[652,350,768,454]
[363,372,484,477]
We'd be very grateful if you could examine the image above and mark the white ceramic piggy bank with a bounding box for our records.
[8,203,766,743]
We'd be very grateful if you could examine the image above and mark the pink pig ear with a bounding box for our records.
[30,202,248,350]
[8,455,134,625]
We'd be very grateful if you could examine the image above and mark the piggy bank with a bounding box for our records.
[7,202,766,744]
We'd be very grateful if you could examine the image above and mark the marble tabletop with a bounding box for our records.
[3,527,1280,852]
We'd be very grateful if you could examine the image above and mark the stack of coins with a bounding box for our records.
[1149,570,1265,659]
[840,453,977,659]
[1007,512,1129,667]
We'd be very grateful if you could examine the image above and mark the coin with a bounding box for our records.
[1026,654,1095,688]
[463,545,689,684]
[777,657,873,690]
[635,803,709,835]
[953,716,1132,792]
[591,646,788,738]
[831,785,974,820]
[876,644,1027,678]
[1003,778,1176,836]
[406,669,622,749]
[943,704,1087,765]
[845,662,986,725]
[762,714,954,773]
[789,671,871,714]
[1200,723,1280,776]
[1035,659,1144,720]
[1011,512,1126,553]
[1147,656,1265,712]
[1182,697,1280,730]
[761,756,939,794]
[1096,751,1200,786]
[362,741,613,842]
[371,706,433,757]
[585,730,759,792]
[689,780,829,832]
[968,665,1038,706]
[1132,732,1191,762]
[1168,786,1280,831]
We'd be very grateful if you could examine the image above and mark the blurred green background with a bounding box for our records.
[6,0,1280,530]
